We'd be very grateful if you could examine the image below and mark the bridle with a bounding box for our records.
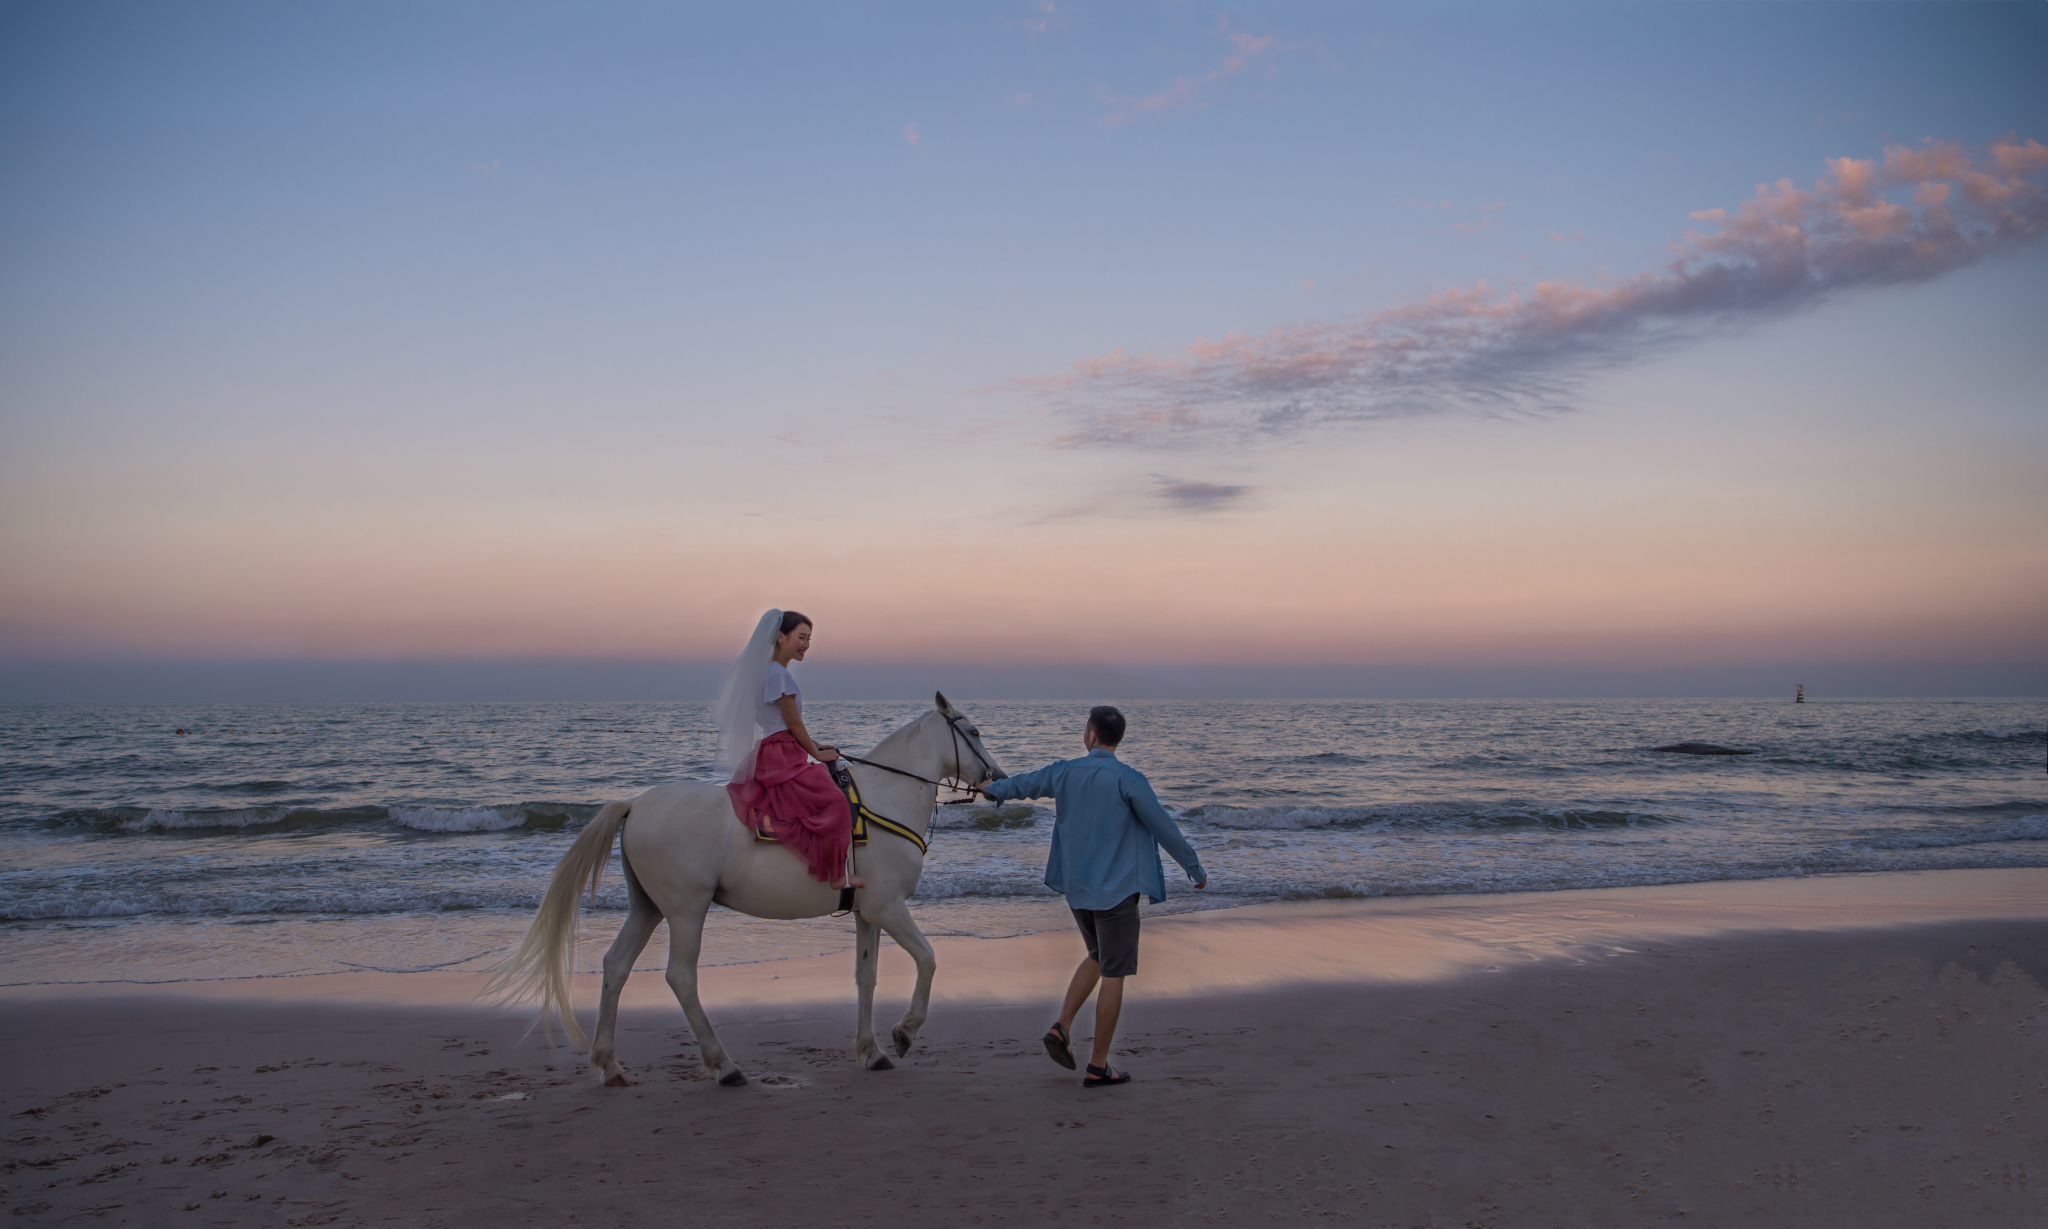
[823,711,1000,895]
[838,711,1001,803]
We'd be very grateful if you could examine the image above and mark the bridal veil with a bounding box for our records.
[710,609,782,780]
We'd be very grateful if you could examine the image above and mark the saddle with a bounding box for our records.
[749,760,930,916]
[747,759,929,856]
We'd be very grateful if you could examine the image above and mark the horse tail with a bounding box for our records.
[482,799,631,1050]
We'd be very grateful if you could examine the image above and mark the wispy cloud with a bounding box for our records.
[1102,19,1277,128]
[1153,475,1249,511]
[1021,473,1254,523]
[1018,138,2048,447]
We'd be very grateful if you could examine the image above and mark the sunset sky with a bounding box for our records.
[2,2,2045,699]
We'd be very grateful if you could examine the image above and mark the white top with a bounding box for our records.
[760,662,800,737]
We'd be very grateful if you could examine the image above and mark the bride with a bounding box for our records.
[711,609,864,890]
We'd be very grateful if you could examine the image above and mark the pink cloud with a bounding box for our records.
[1019,138,2048,446]
[1102,19,1278,128]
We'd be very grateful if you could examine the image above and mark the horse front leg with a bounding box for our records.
[854,912,892,1070]
[591,866,664,1087]
[662,898,745,1085]
[868,900,938,1058]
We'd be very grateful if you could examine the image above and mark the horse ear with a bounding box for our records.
[935,690,952,713]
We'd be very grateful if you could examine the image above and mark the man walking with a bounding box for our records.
[979,705,1208,1087]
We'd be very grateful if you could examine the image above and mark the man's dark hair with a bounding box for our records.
[1087,705,1126,747]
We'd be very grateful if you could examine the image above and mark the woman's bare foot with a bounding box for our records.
[833,875,868,890]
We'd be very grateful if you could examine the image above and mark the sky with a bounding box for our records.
[2,1,2045,700]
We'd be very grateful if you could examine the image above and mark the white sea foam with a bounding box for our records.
[929,803,1045,830]
[0,883,594,920]
[121,808,286,833]
[4,894,168,918]
[1855,814,2047,851]
[1181,804,1374,830]
[389,806,525,833]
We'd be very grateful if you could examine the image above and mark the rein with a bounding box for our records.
[824,711,1002,862]
[821,710,1001,917]
[838,712,999,803]
[835,754,941,786]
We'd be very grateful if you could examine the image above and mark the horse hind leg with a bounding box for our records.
[662,897,745,1085]
[591,856,664,1087]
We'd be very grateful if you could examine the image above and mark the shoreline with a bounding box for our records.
[4,864,2048,999]
[5,866,2044,999]
[4,870,2044,1226]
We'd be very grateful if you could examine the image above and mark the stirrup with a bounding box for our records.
[833,885,855,916]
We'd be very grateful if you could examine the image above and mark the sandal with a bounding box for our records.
[1042,1022,1076,1070]
[1084,1063,1130,1088]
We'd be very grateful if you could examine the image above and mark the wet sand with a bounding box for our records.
[4,869,2044,1227]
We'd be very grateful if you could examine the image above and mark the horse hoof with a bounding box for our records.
[892,1027,914,1058]
[868,1055,895,1071]
[718,1069,748,1087]
[604,1072,631,1088]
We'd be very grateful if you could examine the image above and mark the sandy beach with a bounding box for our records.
[5,869,2043,1227]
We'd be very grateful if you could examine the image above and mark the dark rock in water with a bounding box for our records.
[1652,742,1754,756]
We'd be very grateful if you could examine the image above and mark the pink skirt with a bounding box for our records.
[727,731,853,884]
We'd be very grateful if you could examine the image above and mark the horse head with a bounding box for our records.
[933,691,1008,785]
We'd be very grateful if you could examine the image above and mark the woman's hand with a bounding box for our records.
[815,744,840,762]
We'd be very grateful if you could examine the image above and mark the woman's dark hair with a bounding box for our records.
[1087,705,1126,747]
[778,610,811,636]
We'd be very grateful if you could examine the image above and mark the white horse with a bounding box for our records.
[488,693,1006,1086]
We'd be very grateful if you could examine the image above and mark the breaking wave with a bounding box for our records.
[123,807,293,832]
[0,885,575,921]
[44,803,598,835]
[389,806,528,833]
[1852,813,2048,851]
[1177,802,1680,831]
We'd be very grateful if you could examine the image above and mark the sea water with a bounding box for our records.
[1,698,2041,986]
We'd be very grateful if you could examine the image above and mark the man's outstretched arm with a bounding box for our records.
[1123,774,1207,888]
[981,761,1062,803]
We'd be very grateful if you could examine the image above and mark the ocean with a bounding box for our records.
[2,697,2041,987]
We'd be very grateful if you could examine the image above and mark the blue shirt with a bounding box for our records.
[982,748,1206,910]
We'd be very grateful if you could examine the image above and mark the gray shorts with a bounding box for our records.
[1071,893,1141,978]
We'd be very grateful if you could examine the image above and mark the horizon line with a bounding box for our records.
[1,656,2041,705]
